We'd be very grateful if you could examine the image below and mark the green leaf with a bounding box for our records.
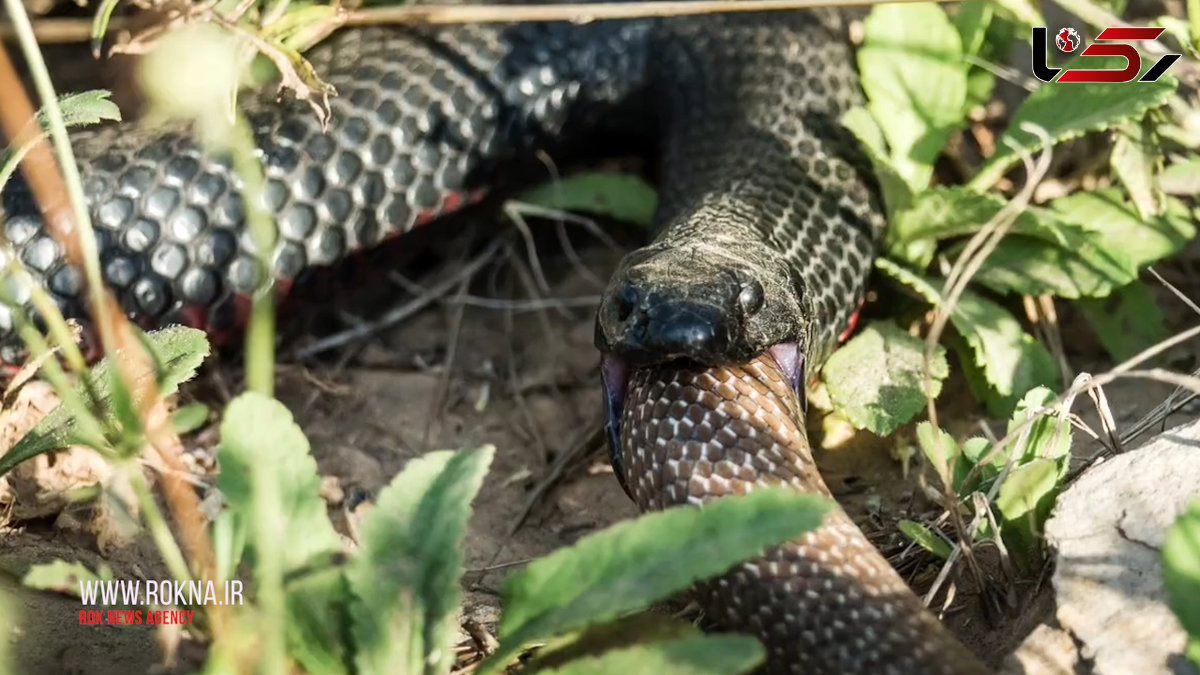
[1160,156,1200,195]
[477,489,831,675]
[1,90,121,191]
[535,635,764,675]
[1077,282,1169,362]
[0,326,210,477]
[1111,118,1166,220]
[515,172,658,227]
[898,519,953,560]
[822,322,949,436]
[348,446,494,675]
[170,402,210,435]
[877,258,1059,417]
[955,2,994,57]
[1007,387,1072,467]
[217,393,343,568]
[841,107,917,243]
[51,90,122,129]
[1049,188,1195,269]
[889,187,1137,296]
[1163,499,1200,669]
[526,614,702,672]
[216,392,347,674]
[916,421,967,491]
[858,2,968,190]
[22,560,113,596]
[971,63,1177,189]
[995,458,1059,564]
[961,436,1002,485]
[964,232,1135,299]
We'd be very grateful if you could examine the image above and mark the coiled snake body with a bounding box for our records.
[1,6,989,673]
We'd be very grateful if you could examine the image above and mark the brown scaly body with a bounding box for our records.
[620,355,990,674]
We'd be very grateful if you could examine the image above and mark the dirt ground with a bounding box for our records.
[4,26,1200,675]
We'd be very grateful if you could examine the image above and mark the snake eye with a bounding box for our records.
[737,279,764,316]
[616,282,639,321]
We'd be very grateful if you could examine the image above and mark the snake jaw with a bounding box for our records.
[767,342,806,411]
[600,354,634,499]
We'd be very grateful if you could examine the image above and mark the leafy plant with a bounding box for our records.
[1164,499,1200,669]
[13,377,830,674]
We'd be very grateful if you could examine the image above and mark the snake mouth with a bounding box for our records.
[599,342,804,499]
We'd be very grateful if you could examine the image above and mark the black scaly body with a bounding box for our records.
[0,6,989,673]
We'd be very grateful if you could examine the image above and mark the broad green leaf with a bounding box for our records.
[1077,282,1169,362]
[477,489,831,675]
[858,2,967,190]
[537,635,764,675]
[1111,118,1166,220]
[22,560,113,596]
[1006,387,1072,468]
[822,322,949,436]
[971,63,1177,189]
[1049,188,1195,269]
[1160,156,1200,195]
[898,519,953,560]
[995,458,1059,567]
[216,392,347,674]
[961,436,1002,485]
[964,233,1135,299]
[217,393,342,569]
[877,258,1059,417]
[349,447,494,675]
[516,172,658,227]
[0,326,210,477]
[1163,499,1200,669]
[841,107,917,247]
[890,185,1082,245]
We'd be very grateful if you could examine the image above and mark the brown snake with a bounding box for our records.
[614,354,990,674]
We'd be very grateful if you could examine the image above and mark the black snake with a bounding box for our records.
[0,6,991,673]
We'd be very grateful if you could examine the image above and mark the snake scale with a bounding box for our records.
[0,4,991,673]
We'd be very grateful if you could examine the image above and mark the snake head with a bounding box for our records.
[593,239,805,367]
[594,239,809,497]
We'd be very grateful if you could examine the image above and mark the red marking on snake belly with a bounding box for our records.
[414,189,488,229]
[838,300,866,344]
[180,304,208,331]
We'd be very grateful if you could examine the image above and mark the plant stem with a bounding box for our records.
[128,463,193,585]
[227,118,277,397]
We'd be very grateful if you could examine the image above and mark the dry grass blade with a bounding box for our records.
[915,122,1055,595]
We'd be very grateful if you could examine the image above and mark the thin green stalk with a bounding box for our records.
[227,118,277,397]
[127,464,193,585]
[1,0,119,356]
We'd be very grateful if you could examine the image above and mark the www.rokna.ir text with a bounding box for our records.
[78,579,244,626]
